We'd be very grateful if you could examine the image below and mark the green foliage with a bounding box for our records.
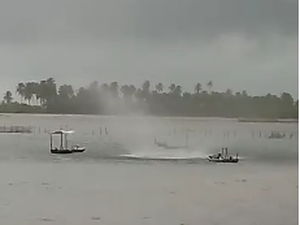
[1,78,298,118]
[3,91,13,104]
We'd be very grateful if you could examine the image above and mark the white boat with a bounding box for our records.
[207,148,239,163]
[49,130,86,154]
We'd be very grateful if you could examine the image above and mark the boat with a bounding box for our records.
[207,148,239,163]
[71,145,86,153]
[49,130,86,154]
[268,131,285,139]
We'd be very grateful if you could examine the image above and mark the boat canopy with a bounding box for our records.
[50,130,75,135]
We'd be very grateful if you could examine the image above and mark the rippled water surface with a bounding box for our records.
[0,114,298,225]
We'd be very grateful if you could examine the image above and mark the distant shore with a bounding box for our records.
[2,78,298,120]
[0,111,298,123]
[237,118,298,123]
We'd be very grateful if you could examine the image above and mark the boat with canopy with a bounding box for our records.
[49,130,86,154]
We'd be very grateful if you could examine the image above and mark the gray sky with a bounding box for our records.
[0,0,298,97]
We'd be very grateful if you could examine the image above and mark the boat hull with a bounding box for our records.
[50,147,86,154]
[50,149,74,154]
[206,156,239,163]
[71,147,86,153]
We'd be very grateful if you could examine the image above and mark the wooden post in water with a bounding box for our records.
[65,134,68,149]
[60,133,63,149]
[50,134,53,150]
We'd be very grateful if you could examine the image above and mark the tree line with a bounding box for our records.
[1,78,298,118]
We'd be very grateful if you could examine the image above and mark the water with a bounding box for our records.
[0,114,298,225]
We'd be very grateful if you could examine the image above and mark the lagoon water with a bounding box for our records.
[0,114,298,225]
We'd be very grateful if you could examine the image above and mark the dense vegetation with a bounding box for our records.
[1,78,298,118]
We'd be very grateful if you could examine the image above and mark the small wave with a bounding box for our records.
[117,155,206,163]
[120,154,205,160]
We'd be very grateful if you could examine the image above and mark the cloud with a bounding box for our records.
[0,0,297,97]
[0,0,296,43]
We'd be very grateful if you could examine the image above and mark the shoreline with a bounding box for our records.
[237,118,298,123]
[0,112,298,123]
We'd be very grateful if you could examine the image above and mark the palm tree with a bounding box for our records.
[24,82,34,105]
[207,81,213,93]
[242,90,248,97]
[30,82,40,105]
[195,83,202,94]
[280,92,294,106]
[142,80,150,93]
[37,78,56,107]
[169,83,176,93]
[3,91,13,104]
[109,82,119,98]
[175,85,182,96]
[16,83,25,103]
[46,78,57,101]
[59,84,74,99]
[120,85,131,99]
[155,83,164,93]
[76,87,89,105]
[35,83,42,105]
[39,80,47,105]
[141,80,151,100]
[225,88,233,97]
[183,92,192,99]
[129,85,136,96]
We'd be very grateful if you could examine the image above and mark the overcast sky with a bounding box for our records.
[0,0,298,97]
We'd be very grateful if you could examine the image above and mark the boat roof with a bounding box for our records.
[50,130,74,135]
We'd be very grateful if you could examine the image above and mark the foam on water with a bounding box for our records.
[0,113,297,165]
[119,152,205,160]
[117,146,252,162]
[117,143,205,160]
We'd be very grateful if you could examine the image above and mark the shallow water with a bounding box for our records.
[0,114,298,225]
